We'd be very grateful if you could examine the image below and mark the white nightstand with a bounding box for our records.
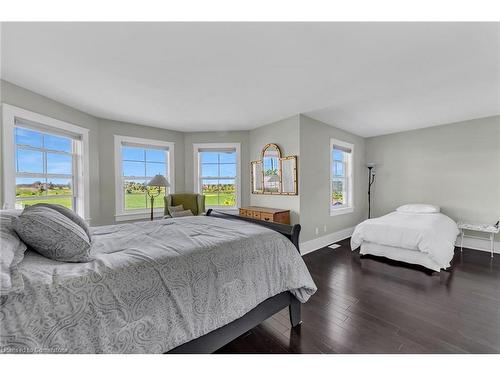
[457,222,499,258]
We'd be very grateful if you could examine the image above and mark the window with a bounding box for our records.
[14,127,76,210]
[2,104,90,219]
[193,143,241,209]
[330,138,354,216]
[114,135,174,221]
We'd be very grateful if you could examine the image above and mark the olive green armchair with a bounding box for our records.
[164,193,206,217]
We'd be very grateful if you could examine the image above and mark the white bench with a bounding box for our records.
[457,222,499,258]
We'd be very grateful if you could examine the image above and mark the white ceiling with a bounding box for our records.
[2,22,499,137]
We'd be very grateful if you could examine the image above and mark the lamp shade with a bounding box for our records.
[147,174,170,187]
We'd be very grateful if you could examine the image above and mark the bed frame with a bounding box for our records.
[167,209,303,354]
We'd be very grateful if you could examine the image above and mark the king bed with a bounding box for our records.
[0,209,316,354]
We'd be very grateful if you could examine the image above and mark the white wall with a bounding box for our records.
[249,115,301,224]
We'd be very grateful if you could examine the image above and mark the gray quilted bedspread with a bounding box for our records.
[0,216,316,353]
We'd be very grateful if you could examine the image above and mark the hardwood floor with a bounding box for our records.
[216,239,500,353]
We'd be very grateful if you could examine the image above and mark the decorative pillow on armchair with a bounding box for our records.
[170,210,194,218]
[168,204,184,216]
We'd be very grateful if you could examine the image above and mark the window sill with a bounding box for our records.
[115,210,165,222]
[330,206,354,217]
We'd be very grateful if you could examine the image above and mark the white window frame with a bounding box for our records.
[193,143,241,210]
[330,138,354,216]
[1,103,90,221]
[114,135,175,222]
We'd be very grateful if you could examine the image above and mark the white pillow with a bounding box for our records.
[396,204,440,214]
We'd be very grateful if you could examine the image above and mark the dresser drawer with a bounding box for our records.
[238,207,291,225]
[252,211,261,220]
[261,212,274,222]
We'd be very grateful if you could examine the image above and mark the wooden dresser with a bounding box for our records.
[239,206,291,225]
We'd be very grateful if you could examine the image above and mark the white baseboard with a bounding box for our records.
[455,236,500,254]
[300,226,355,255]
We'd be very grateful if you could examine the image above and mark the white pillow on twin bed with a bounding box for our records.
[0,209,27,295]
[396,204,440,214]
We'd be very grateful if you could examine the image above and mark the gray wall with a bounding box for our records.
[0,80,102,223]
[184,131,250,207]
[0,80,186,226]
[249,115,301,224]
[366,116,500,224]
[4,79,497,240]
[97,118,185,225]
[299,115,368,242]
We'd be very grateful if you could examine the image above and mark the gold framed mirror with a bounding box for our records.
[251,160,263,194]
[251,144,298,195]
[262,143,282,193]
[280,156,298,195]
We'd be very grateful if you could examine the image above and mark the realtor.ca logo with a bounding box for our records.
[0,346,68,354]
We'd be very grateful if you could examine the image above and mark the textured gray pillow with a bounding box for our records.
[31,203,91,240]
[170,209,194,218]
[168,204,184,215]
[13,206,92,263]
[0,209,27,294]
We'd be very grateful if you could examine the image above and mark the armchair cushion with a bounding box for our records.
[164,193,206,216]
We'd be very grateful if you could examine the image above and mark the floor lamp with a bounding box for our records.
[366,163,376,219]
[146,174,170,221]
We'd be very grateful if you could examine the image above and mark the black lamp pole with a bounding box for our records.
[147,186,161,221]
[367,166,375,219]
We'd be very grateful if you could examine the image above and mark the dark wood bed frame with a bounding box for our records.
[167,209,303,354]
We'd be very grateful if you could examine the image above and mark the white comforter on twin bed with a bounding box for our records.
[351,211,460,269]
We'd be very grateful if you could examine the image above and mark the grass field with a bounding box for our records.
[16,186,73,209]
[16,196,73,209]
[125,192,165,209]
[203,193,235,206]
[124,192,235,209]
[16,190,236,210]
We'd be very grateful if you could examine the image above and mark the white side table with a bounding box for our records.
[457,222,499,258]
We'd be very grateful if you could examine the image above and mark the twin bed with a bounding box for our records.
[351,204,460,272]
[0,210,316,354]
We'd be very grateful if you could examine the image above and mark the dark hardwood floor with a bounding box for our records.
[216,239,500,354]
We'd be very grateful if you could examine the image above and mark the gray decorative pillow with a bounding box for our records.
[168,204,184,215]
[0,209,27,295]
[31,203,91,240]
[13,206,92,263]
[170,209,194,218]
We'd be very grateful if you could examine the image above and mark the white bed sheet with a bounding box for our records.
[351,211,459,270]
[360,242,443,271]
